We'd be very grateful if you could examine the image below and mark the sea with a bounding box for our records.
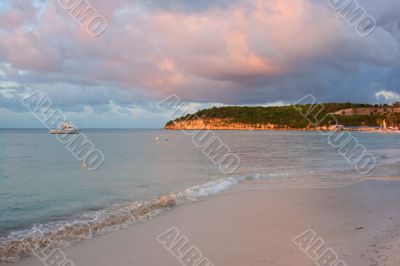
[0,129,399,262]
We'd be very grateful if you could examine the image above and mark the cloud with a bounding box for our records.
[0,0,37,29]
[0,0,400,127]
[375,90,400,103]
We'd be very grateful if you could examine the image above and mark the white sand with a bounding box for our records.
[12,180,400,266]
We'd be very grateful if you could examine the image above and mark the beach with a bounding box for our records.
[11,178,400,266]
[1,0,399,264]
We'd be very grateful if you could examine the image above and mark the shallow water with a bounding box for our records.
[0,129,399,261]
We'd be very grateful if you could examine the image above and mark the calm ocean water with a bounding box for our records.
[0,129,399,256]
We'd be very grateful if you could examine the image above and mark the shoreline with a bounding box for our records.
[9,178,400,266]
[0,173,274,263]
[164,126,385,132]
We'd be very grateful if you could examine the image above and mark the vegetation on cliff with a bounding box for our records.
[166,103,400,128]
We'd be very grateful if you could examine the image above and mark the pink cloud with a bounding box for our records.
[0,0,399,104]
[0,28,62,71]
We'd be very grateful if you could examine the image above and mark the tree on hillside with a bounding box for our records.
[385,112,400,126]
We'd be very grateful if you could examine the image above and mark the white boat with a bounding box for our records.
[329,124,344,131]
[49,122,80,134]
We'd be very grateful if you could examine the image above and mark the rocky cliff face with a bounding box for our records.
[165,118,276,130]
[164,118,329,130]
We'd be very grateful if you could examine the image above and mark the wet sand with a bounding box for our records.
[12,179,400,266]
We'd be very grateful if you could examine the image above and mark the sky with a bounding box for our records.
[0,0,400,128]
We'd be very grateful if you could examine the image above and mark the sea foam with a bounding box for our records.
[0,172,291,263]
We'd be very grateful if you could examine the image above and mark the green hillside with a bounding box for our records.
[166,103,399,128]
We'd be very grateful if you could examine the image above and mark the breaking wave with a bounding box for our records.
[0,172,291,263]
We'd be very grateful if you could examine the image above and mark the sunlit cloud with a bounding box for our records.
[0,0,400,127]
[375,90,400,103]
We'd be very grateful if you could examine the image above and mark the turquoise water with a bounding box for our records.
[0,129,399,242]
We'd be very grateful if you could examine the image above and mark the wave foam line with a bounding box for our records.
[0,172,291,263]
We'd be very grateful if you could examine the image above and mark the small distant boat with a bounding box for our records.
[329,124,344,131]
[49,121,80,134]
